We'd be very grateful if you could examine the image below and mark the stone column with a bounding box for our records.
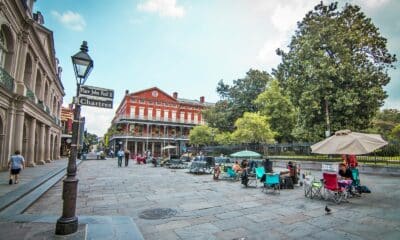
[4,106,15,168]
[31,57,38,94]
[14,30,29,96]
[56,134,61,160]
[13,109,25,153]
[37,123,46,165]
[27,118,36,167]
[142,141,145,155]
[45,127,51,163]
[134,141,137,155]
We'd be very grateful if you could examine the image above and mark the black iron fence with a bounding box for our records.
[192,142,400,166]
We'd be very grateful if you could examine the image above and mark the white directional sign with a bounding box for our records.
[78,85,114,109]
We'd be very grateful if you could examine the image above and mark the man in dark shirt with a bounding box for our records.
[338,163,354,180]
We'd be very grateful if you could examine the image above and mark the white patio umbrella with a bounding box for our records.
[162,145,177,150]
[311,129,388,155]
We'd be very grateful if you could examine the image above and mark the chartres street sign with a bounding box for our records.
[78,85,114,109]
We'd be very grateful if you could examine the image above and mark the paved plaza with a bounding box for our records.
[25,159,400,240]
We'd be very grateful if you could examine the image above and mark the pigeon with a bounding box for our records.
[325,205,331,214]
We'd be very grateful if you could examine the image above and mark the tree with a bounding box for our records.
[189,125,217,146]
[83,131,98,152]
[390,124,400,142]
[214,132,234,145]
[205,69,272,131]
[366,109,400,140]
[274,2,397,141]
[231,112,275,144]
[255,79,297,142]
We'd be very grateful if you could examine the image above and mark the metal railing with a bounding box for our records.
[0,67,14,92]
[111,132,189,140]
[197,142,400,166]
[115,114,203,125]
[26,88,36,102]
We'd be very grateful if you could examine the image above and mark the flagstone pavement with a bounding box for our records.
[26,159,400,240]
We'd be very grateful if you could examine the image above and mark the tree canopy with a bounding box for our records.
[231,112,275,144]
[255,79,297,142]
[205,69,271,131]
[274,2,397,141]
[189,125,217,146]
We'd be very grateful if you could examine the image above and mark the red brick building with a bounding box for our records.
[109,87,213,157]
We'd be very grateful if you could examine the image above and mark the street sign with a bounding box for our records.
[78,85,114,109]
[78,96,113,108]
[79,85,114,99]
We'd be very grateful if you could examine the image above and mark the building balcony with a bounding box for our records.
[110,132,190,141]
[114,114,203,125]
[0,67,14,92]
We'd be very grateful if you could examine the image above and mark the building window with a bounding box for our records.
[0,29,7,68]
[139,107,144,119]
[164,110,169,121]
[180,112,185,123]
[148,108,153,120]
[188,112,192,123]
[156,109,161,120]
[194,113,198,124]
[172,111,176,121]
[130,106,136,118]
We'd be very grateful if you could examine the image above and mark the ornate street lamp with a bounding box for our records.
[56,41,93,235]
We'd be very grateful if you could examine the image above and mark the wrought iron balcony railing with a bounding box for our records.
[0,67,14,92]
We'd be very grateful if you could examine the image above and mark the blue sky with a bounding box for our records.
[34,0,399,136]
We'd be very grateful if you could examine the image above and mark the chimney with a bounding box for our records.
[125,89,129,95]
[173,92,178,99]
[200,96,205,103]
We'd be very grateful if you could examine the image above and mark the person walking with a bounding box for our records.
[117,149,124,167]
[124,149,130,167]
[8,150,25,184]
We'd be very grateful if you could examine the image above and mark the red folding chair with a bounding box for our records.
[323,172,348,204]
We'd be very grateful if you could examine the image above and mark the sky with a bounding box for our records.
[34,0,400,136]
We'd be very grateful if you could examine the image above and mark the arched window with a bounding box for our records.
[0,29,7,68]
[23,54,33,88]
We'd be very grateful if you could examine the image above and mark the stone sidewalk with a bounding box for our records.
[0,159,68,197]
[26,159,400,240]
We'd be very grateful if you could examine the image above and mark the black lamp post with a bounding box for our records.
[56,41,93,235]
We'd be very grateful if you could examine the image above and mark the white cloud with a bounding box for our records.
[355,0,391,9]
[51,10,86,31]
[81,107,115,136]
[256,0,319,68]
[137,0,185,18]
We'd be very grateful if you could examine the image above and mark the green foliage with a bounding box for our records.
[205,69,272,131]
[390,124,400,142]
[83,131,98,151]
[202,101,233,132]
[231,112,275,144]
[274,2,397,141]
[366,109,400,140]
[255,79,297,142]
[214,132,234,145]
[189,125,217,146]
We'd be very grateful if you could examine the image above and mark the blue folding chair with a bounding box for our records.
[255,167,265,188]
[264,173,280,194]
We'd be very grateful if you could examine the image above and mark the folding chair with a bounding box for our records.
[264,173,280,194]
[323,172,348,204]
[255,167,265,188]
[304,175,323,199]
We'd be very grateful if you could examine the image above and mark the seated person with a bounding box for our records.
[232,161,242,172]
[338,163,354,180]
[338,163,353,190]
[263,158,273,173]
[213,164,221,180]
